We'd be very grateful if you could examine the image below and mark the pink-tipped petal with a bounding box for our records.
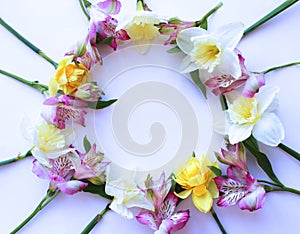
[242,73,265,98]
[238,185,266,211]
[97,0,121,15]
[57,180,88,195]
[136,211,158,231]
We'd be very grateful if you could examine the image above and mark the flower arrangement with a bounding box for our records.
[0,0,300,233]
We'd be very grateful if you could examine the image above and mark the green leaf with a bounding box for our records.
[200,19,208,30]
[83,136,91,152]
[208,166,222,176]
[244,136,283,186]
[87,99,117,109]
[83,182,113,200]
[167,46,181,54]
[190,70,207,99]
[99,36,114,45]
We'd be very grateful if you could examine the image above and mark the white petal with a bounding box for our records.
[215,22,244,50]
[217,49,241,78]
[176,27,207,54]
[228,123,254,144]
[252,113,285,146]
[256,86,279,114]
[180,56,199,73]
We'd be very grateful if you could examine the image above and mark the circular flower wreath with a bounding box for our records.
[0,0,300,233]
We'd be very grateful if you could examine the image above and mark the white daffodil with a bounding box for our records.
[105,179,154,219]
[226,86,284,146]
[176,22,244,78]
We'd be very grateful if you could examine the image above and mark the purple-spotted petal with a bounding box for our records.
[136,210,158,231]
[57,180,88,195]
[214,176,248,207]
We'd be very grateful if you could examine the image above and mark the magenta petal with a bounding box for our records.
[242,73,265,98]
[57,180,88,195]
[168,210,190,232]
[97,0,121,15]
[136,211,158,231]
[238,185,266,211]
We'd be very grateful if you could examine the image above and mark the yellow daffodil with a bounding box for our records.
[174,155,219,213]
[49,56,89,96]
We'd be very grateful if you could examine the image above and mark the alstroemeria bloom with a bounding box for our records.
[214,166,266,211]
[158,18,195,45]
[173,155,219,213]
[42,95,88,129]
[31,121,75,166]
[90,0,121,16]
[205,50,265,97]
[75,82,104,102]
[124,10,160,53]
[65,36,102,70]
[105,179,154,219]
[73,143,110,185]
[176,22,244,76]
[226,86,285,146]
[139,173,172,211]
[32,153,88,195]
[49,56,90,96]
[215,139,247,171]
[136,192,190,234]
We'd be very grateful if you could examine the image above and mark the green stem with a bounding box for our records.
[258,179,283,188]
[0,17,58,68]
[220,94,228,110]
[79,0,90,20]
[278,143,300,161]
[10,189,60,234]
[80,203,111,234]
[195,2,223,27]
[0,148,33,167]
[0,69,48,94]
[264,185,300,195]
[253,61,300,74]
[244,0,299,36]
[211,207,227,234]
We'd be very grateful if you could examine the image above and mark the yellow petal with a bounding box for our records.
[208,181,219,199]
[175,189,192,199]
[192,191,213,213]
[49,77,58,97]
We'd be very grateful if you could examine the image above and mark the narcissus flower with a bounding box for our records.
[173,155,219,213]
[105,179,154,219]
[226,86,284,146]
[49,56,90,96]
[31,121,75,166]
[176,22,244,76]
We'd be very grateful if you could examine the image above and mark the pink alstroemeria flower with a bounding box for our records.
[214,166,266,211]
[32,153,88,195]
[42,95,88,129]
[139,173,172,211]
[159,18,195,45]
[136,192,190,234]
[205,50,265,97]
[73,143,110,185]
[214,141,266,211]
[75,81,104,102]
[65,36,102,70]
[94,0,121,16]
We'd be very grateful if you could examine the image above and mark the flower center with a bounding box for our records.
[37,124,66,152]
[126,16,159,41]
[191,39,221,72]
[228,96,259,124]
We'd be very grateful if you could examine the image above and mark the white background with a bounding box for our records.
[0,0,300,233]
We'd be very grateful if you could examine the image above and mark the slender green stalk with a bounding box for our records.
[0,17,58,68]
[0,69,48,94]
[10,189,60,234]
[264,185,300,195]
[258,179,283,188]
[79,0,90,20]
[253,61,300,74]
[80,203,111,234]
[278,143,300,161]
[244,0,299,36]
[195,2,223,27]
[220,95,228,110]
[0,148,32,167]
[211,207,227,234]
